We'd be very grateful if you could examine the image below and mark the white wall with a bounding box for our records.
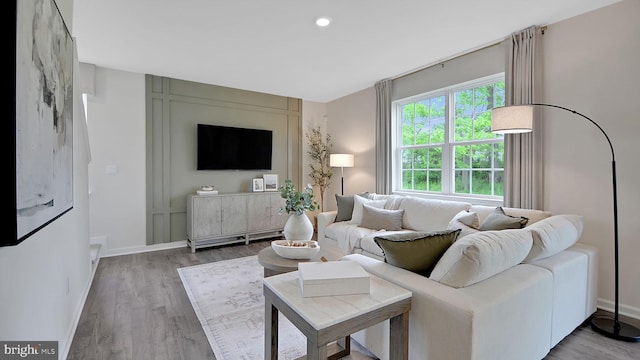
[1,0,93,357]
[86,68,146,254]
[541,0,640,318]
[325,87,377,211]
[325,0,640,318]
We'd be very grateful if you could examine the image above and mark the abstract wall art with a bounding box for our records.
[9,0,74,246]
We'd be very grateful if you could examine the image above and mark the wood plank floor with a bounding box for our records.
[68,240,640,360]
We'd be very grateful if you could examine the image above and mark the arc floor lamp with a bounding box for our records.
[491,103,639,342]
[330,153,354,195]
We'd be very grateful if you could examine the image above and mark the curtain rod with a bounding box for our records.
[389,25,547,82]
[388,39,503,81]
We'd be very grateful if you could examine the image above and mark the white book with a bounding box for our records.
[298,260,370,298]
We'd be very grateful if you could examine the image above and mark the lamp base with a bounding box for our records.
[591,316,640,342]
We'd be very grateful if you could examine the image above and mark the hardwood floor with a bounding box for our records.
[68,240,640,360]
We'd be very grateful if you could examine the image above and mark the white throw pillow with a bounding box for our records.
[350,196,386,225]
[429,229,533,288]
[447,210,480,238]
[522,214,584,263]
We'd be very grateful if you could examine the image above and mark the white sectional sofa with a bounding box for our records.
[316,194,598,360]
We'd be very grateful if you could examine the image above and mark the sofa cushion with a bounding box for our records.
[374,230,461,276]
[523,214,584,262]
[429,229,534,288]
[335,192,369,222]
[471,205,552,226]
[358,230,416,258]
[368,193,405,210]
[350,196,386,225]
[478,206,529,231]
[359,204,404,231]
[324,222,377,254]
[447,210,480,238]
[399,197,471,232]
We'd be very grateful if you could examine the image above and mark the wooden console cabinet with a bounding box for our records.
[186,192,289,252]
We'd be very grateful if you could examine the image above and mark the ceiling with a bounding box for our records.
[72,0,621,103]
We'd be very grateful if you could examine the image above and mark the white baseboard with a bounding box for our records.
[101,240,188,258]
[60,249,102,360]
[597,298,640,321]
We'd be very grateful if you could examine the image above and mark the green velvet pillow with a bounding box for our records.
[374,229,461,276]
[335,192,369,222]
[478,206,529,231]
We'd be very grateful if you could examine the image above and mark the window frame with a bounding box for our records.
[391,73,505,205]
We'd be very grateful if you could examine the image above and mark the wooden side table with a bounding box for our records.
[258,244,344,277]
[263,270,412,360]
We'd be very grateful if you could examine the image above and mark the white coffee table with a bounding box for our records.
[263,269,412,360]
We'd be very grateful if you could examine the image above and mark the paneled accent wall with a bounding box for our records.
[146,75,302,245]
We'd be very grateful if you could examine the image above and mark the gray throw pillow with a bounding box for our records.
[478,206,528,231]
[374,230,461,276]
[359,204,404,231]
[335,192,369,222]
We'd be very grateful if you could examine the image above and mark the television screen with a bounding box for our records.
[197,124,273,170]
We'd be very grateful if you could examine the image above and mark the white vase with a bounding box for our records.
[283,213,314,241]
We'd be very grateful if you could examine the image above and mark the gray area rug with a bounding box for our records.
[177,255,306,359]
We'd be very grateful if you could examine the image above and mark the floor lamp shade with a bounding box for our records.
[490,103,639,342]
[330,154,354,195]
[491,105,534,134]
[330,154,354,168]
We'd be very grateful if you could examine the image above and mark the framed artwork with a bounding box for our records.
[252,178,264,192]
[9,0,74,246]
[263,174,278,192]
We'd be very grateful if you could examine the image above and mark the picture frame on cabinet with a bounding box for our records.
[252,178,264,192]
[263,174,278,192]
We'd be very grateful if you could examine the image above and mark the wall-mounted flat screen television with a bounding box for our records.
[197,124,273,170]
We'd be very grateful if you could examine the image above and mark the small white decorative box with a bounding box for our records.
[298,261,370,298]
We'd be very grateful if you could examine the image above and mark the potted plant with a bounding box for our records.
[305,127,332,211]
[278,180,318,240]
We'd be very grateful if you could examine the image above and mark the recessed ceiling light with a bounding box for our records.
[314,16,332,27]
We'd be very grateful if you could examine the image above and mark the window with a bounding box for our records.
[394,74,505,199]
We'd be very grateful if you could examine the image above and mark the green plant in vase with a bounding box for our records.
[278,180,319,215]
[278,179,318,240]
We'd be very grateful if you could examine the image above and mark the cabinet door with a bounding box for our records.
[270,193,289,229]
[247,194,271,232]
[191,196,222,239]
[221,195,248,234]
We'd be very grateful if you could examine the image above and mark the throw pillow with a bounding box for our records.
[350,196,386,225]
[335,192,369,222]
[429,229,534,288]
[478,206,529,231]
[374,230,461,276]
[359,204,404,231]
[522,214,584,262]
[447,210,480,238]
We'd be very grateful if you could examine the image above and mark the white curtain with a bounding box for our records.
[503,26,543,209]
[375,80,392,194]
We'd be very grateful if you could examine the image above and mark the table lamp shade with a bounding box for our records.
[330,154,354,168]
[491,105,534,134]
